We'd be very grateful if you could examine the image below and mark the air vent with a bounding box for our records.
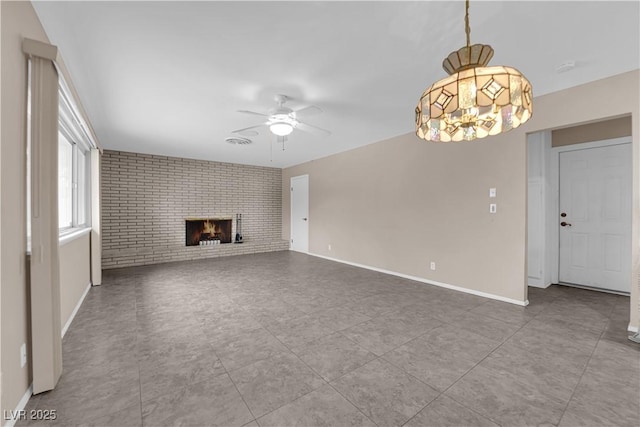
[556,60,576,73]
[225,137,253,145]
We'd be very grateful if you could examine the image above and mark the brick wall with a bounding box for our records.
[101,150,288,269]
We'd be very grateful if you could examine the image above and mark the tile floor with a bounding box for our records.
[20,251,639,427]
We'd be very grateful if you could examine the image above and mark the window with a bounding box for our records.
[77,149,87,225]
[26,57,96,249]
[58,86,92,232]
[58,131,73,228]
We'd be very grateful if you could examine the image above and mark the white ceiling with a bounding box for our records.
[33,1,639,168]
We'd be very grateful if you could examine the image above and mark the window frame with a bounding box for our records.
[57,130,74,230]
[58,85,92,235]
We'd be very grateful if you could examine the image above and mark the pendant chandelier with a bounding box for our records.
[415,0,533,142]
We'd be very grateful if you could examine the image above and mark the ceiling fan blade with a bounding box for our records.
[294,105,323,117]
[296,121,331,137]
[231,123,267,134]
[236,129,259,137]
[237,110,269,117]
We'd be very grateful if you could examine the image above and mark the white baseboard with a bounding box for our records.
[61,282,91,338]
[308,252,528,307]
[528,282,552,289]
[4,384,33,427]
[628,324,639,333]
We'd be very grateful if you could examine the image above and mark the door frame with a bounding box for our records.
[290,174,309,253]
[549,136,632,290]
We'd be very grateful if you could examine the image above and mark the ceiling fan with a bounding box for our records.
[232,94,331,138]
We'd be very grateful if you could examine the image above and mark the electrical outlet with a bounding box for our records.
[328,244,332,251]
[430,261,436,271]
[20,343,27,368]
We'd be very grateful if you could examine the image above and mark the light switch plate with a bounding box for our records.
[489,188,497,198]
[489,204,497,213]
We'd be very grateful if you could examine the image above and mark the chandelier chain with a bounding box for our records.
[465,0,471,56]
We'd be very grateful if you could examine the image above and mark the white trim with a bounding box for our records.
[557,281,630,296]
[290,248,310,255]
[528,282,551,289]
[59,227,91,246]
[4,384,33,427]
[527,131,556,288]
[548,136,633,286]
[628,324,639,333]
[56,65,98,151]
[545,132,561,285]
[551,136,631,154]
[61,282,91,338]
[290,174,309,253]
[309,252,529,307]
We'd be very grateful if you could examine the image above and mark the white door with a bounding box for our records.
[290,175,309,253]
[559,142,632,293]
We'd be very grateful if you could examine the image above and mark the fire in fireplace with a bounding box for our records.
[185,218,232,246]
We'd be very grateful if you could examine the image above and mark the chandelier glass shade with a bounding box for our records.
[415,1,532,142]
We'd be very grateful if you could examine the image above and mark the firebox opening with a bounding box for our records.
[185,218,233,246]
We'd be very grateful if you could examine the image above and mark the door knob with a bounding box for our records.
[560,212,567,217]
[302,218,307,221]
[560,221,572,227]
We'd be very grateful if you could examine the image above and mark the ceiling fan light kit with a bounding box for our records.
[232,94,330,141]
[269,122,294,136]
[268,107,297,136]
[415,0,533,142]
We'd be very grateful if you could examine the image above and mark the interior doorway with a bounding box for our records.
[290,174,309,253]
[527,119,633,296]
[558,142,632,293]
